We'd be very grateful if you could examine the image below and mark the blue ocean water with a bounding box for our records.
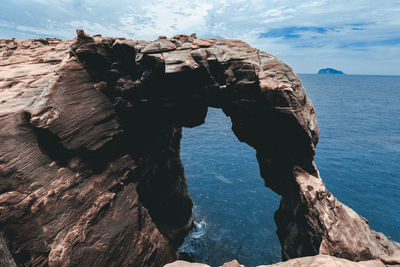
[179,74,400,267]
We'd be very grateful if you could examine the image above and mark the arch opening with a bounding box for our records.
[178,107,281,266]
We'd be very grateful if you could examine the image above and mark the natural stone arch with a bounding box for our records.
[0,31,398,266]
[72,31,320,253]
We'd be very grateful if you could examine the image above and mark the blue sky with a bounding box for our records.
[1,0,399,75]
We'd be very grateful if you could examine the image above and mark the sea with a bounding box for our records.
[178,74,400,267]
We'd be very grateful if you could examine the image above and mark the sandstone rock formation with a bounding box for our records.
[0,30,399,266]
[256,255,397,267]
[1,234,17,266]
[167,255,399,267]
[164,260,211,267]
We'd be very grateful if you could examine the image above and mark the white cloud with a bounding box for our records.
[261,7,296,18]
[118,0,213,40]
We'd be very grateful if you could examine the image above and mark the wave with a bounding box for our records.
[178,219,207,255]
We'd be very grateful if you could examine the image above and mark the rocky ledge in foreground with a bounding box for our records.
[0,30,399,266]
[167,254,400,267]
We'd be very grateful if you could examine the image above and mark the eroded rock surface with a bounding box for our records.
[1,234,17,267]
[0,36,192,267]
[0,31,398,266]
[257,254,393,267]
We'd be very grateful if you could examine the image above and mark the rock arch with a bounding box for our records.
[0,31,398,266]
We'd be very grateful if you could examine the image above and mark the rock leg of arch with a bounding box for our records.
[0,31,398,266]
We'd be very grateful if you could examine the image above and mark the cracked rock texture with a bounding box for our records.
[0,31,399,266]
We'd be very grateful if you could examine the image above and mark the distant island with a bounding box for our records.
[318,68,345,74]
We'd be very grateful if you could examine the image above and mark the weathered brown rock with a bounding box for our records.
[1,234,17,267]
[258,255,389,267]
[167,256,391,267]
[192,39,211,47]
[274,168,400,262]
[0,35,192,267]
[0,30,398,266]
[142,39,177,53]
[164,260,210,267]
[222,259,245,267]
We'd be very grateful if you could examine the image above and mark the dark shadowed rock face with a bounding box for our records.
[0,31,398,266]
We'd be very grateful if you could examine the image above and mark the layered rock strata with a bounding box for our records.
[0,31,398,266]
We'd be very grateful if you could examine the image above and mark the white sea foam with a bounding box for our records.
[215,175,232,184]
[190,220,207,239]
[178,219,208,254]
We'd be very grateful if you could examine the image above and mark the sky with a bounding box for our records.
[1,0,399,75]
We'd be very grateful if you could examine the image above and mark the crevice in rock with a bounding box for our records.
[23,111,128,175]
[0,234,17,267]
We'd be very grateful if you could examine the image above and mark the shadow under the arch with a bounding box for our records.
[178,107,281,267]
